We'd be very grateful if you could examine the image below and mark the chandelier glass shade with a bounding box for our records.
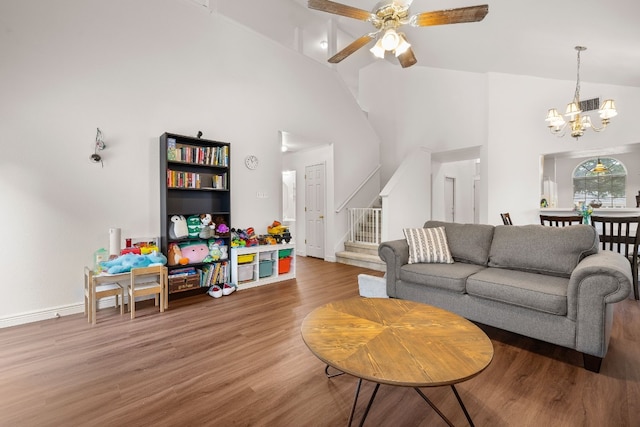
[545,46,617,139]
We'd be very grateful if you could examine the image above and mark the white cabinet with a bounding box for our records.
[230,243,295,290]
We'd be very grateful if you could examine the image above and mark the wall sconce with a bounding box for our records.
[90,127,105,166]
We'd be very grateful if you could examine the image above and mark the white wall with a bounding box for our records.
[485,73,640,225]
[360,62,640,227]
[0,0,380,325]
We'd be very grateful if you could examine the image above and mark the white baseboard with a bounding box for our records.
[0,296,140,329]
[0,303,85,328]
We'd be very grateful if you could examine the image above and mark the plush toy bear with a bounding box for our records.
[169,215,188,239]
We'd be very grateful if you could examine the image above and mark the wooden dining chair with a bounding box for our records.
[540,215,584,227]
[84,267,125,324]
[500,213,513,225]
[128,265,168,319]
[590,215,640,300]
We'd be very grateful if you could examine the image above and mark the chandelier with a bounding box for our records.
[545,46,617,139]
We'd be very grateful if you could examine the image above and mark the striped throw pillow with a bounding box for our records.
[403,227,454,264]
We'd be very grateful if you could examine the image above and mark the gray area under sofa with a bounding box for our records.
[378,220,632,372]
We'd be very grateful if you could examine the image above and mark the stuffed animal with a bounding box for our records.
[179,241,209,264]
[168,242,188,266]
[100,251,167,274]
[169,215,188,239]
[199,213,215,239]
[214,216,229,236]
[187,215,201,238]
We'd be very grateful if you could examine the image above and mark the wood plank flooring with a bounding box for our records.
[0,256,638,426]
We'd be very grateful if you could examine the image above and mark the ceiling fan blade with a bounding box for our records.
[412,5,488,27]
[397,46,417,68]
[328,34,375,63]
[308,0,373,21]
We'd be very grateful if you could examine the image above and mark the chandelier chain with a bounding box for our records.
[574,49,581,104]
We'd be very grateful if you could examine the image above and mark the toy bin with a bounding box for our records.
[259,259,275,278]
[238,264,254,282]
[259,251,274,261]
[278,257,292,274]
[278,248,293,259]
[237,253,255,264]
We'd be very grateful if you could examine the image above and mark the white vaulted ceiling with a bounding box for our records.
[207,0,640,88]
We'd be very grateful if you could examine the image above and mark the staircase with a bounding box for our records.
[336,206,385,272]
[336,241,385,272]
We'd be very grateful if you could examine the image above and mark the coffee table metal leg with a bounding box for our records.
[357,383,380,427]
[414,388,456,427]
[325,364,345,378]
[347,379,380,427]
[451,384,475,427]
[347,378,363,427]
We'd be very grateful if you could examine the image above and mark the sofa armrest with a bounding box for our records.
[378,239,409,298]
[567,250,632,356]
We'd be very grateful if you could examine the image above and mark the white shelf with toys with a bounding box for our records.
[231,243,295,290]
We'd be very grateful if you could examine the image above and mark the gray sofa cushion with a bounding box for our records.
[424,221,495,266]
[488,224,598,278]
[400,262,486,293]
[467,268,569,315]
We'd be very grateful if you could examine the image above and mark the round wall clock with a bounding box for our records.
[244,155,259,170]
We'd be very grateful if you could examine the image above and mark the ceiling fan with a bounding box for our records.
[308,0,488,68]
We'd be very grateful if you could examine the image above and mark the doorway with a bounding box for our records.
[305,163,325,259]
[444,176,455,222]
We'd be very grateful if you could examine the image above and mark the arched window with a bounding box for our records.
[573,157,626,207]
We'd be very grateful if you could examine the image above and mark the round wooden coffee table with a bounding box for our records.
[301,297,494,426]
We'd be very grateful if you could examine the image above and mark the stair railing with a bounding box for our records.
[348,208,382,245]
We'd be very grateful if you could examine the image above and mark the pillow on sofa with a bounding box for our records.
[403,227,454,264]
[424,221,495,266]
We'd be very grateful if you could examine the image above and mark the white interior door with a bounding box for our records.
[305,164,325,259]
[444,177,455,222]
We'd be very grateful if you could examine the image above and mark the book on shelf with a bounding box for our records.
[168,144,229,167]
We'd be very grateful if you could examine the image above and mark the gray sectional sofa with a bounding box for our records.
[378,220,632,372]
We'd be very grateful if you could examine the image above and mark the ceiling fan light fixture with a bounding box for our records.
[370,39,386,58]
[380,28,399,51]
[394,33,411,56]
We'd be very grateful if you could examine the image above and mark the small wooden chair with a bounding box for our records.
[540,215,583,227]
[128,266,168,319]
[590,215,640,300]
[84,267,125,325]
[500,213,513,225]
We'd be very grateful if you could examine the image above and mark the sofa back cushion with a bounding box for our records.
[488,224,598,277]
[424,221,495,266]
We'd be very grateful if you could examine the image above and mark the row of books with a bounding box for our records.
[200,262,229,287]
[167,142,229,167]
[167,170,228,190]
[168,263,229,287]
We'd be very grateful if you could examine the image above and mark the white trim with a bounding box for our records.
[0,303,84,328]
